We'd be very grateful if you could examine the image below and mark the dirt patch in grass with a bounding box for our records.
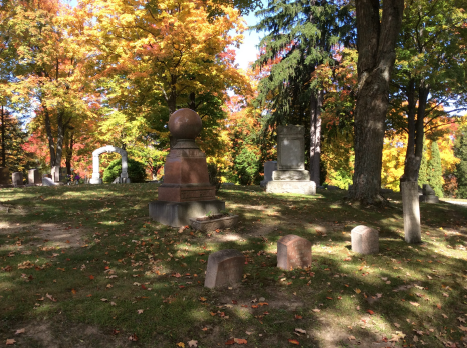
[4,319,134,348]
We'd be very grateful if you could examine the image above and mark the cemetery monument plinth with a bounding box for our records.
[149,108,225,227]
[266,125,316,194]
[28,169,41,185]
[12,172,23,186]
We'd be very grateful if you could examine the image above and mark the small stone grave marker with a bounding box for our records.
[12,172,23,186]
[204,249,244,289]
[28,169,41,185]
[277,234,312,270]
[351,225,379,254]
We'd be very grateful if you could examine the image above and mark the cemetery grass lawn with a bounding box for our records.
[0,184,466,348]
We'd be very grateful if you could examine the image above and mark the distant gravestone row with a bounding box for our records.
[205,227,378,289]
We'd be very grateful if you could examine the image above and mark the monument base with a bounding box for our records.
[149,200,225,227]
[272,170,310,181]
[266,180,316,195]
[419,195,439,203]
[89,178,103,184]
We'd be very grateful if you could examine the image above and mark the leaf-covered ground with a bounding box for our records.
[0,184,466,348]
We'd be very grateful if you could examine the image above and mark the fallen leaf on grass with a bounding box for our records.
[458,325,467,332]
[46,293,57,302]
[394,323,400,328]
[100,298,108,302]
[71,289,76,295]
[187,340,198,347]
[409,302,419,307]
[176,343,185,347]
[355,288,361,294]
[294,314,302,319]
[6,339,16,345]
[110,302,116,306]
[288,339,299,345]
[89,275,94,280]
[128,334,138,341]
[225,339,235,345]
[15,329,25,335]
[234,338,247,344]
[348,336,356,341]
[367,310,374,315]
[137,309,144,314]
[312,309,320,313]
[295,328,306,334]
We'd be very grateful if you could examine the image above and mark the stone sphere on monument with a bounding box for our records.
[168,108,202,139]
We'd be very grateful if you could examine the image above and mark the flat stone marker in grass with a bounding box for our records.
[351,225,379,254]
[12,172,23,186]
[204,249,244,289]
[277,234,312,270]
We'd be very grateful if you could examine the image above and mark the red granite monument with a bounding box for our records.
[149,108,225,226]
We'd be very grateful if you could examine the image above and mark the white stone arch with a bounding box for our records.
[89,145,130,184]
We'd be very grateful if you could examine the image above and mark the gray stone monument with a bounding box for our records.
[12,172,23,186]
[401,181,422,243]
[42,177,57,186]
[351,225,379,254]
[90,145,130,184]
[51,166,60,182]
[277,234,312,270]
[419,184,439,203]
[260,161,277,187]
[28,169,41,185]
[0,167,8,186]
[266,125,316,194]
[204,249,244,289]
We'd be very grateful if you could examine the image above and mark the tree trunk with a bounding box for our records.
[43,105,56,167]
[1,106,5,167]
[309,90,323,185]
[65,132,74,175]
[401,80,429,185]
[348,0,404,204]
[55,110,65,167]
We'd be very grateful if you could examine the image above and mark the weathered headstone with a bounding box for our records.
[351,225,379,254]
[277,234,312,270]
[419,184,439,203]
[28,169,41,185]
[12,172,23,186]
[260,161,277,187]
[204,249,244,289]
[149,109,225,227]
[0,167,8,186]
[401,181,422,243]
[266,125,316,195]
[51,166,61,182]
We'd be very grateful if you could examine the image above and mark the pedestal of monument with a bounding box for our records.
[266,125,316,195]
[149,109,225,227]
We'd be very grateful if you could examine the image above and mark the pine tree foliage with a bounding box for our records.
[455,128,467,199]
[253,0,354,128]
[427,141,443,197]
[418,142,428,188]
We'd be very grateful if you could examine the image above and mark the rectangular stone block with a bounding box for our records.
[272,170,310,181]
[51,166,61,182]
[351,225,379,254]
[277,234,312,270]
[190,215,239,232]
[260,161,277,187]
[149,199,225,227]
[266,180,316,195]
[0,167,8,185]
[205,249,244,289]
[419,195,439,203]
[12,172,23,186]
[28,169,41,184]
[277,125,305,170]
[401,181,422,243]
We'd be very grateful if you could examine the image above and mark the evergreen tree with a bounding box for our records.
[454,128,467,198]
[427,141,443,197]
[418,142,428,188]
[252,0,355,184]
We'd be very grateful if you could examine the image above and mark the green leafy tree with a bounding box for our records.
[427,141,443,197]
[102,158,146,183]
[390,0,467,187]
[454,128,467,198]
